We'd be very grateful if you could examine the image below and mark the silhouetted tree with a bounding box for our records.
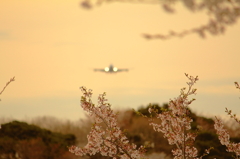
[79,0,240,40]
[0,121,77,159]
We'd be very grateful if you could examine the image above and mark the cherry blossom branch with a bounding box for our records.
[0,76,15,129]
[225,108,240,125]
[144,0,240,40]
[0,77,15,101]
[214,81,240,159]
[225,82,240,124]
[148,74,204,159]
[214,117,240,159]
[235,82,240,90]
[79,0,240,40]
[69,86,146,159]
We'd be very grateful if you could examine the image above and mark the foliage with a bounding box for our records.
[0,121,77,159]
[28,116,92,145]
[137,103,168,117]
[195,132,235,159]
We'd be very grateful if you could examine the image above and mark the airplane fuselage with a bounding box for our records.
[94,64,128,73]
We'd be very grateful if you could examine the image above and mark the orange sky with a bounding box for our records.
[1,0,240,121]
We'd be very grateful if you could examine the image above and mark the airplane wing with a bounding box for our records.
[94,69,106,72]
[117,69,128,72]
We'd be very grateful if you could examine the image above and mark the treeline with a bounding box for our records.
[0,103,239,159]
[0,121,78,159]
[128,104,240,158]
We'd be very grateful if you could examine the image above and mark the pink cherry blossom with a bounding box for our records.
[215,116,240,158]
[214,82,240,159]
[148,74,201,159]
[69,86,146,159]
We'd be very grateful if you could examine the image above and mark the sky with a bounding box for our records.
[1,0,240,122]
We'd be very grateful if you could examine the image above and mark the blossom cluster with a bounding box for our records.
[148,74,201,159]
[69,75,240,159]
[69,87,146,159]
[213,81,240,159]
[214,116,240,158]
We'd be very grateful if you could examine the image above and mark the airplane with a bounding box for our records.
[94,64,128,73]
